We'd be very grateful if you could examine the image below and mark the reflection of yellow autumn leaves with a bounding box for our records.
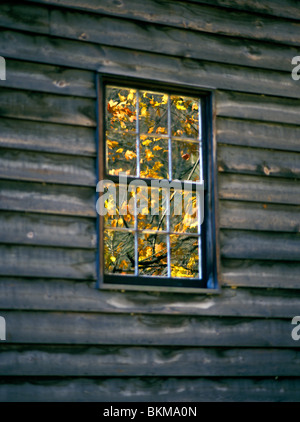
[104,86,201,279]
[170,235,199,278]
[125,150,136,160]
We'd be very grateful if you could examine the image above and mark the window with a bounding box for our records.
[96,76,217,292]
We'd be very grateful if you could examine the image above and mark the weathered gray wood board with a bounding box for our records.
[0,310,297,347]
[0,0,299,402]
[1,345,300,377]
[0,377,300,402]
[0,278,299,318]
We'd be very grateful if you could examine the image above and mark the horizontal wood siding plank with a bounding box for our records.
[0,310,297,347]
[218,145,300,179]
[0,3,297,72]
[0,278,300,318]
[216,91,300,124]
[1,345,300,377]
[0,117,96,156]
[0,148,96,186]
[217,118,300,153]
[218,174,300,205]
[0,88,96,126]
[21,0,300,45]
[0,212,96,249]
[1,30,299,99]
[221,230,300,261]
[1,376,300,402]
[219,200,300,233]
[0,59,95,97]
[50,9,298,73]
[221,259,300,289]
[187,0,300,20]
[0,180,96,217]
[0,245,96,280]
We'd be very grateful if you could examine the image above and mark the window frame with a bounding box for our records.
[96,74,219,294]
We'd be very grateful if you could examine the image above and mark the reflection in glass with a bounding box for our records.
[106,86,137,133]
[139,91,168,135]
[170,235,199,278]
[170,191,198,233]
[172,141,200,181]
[140,137,169,179]
[137,186,167,232]
[171,95,199,138]
[138,233,167,277]
[106,132,137,176]
[104,184,135,229]
[104,230,135,274]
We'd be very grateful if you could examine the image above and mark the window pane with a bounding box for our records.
[137,186,167,231]
[140,137,169,179]
[171,95,199,139]
[106,86,137,133]
[104,184,135,229]
[138,233,168,276]
[139,91,168,135]
[170,234,199,278]
[106,132,137,176]
[172,140,200,181]
[104,230,135,274]
[170,191,198,233]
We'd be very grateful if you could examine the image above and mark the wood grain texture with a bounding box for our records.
[219,200,300,233]
[0,310,297,347]
[0,2,297,72]
[0,0,299,401]
[0,278,299,318]
[221,259,300,289]
[218,174,300,205]
[1,345,300,376]
[216,91,300,124]
[0,211,96,249]
[1,376,300,402]
[0,180,96,217]
[186,0,300,20]
[1,30,299,99]
[0,117,96,156]
[0,245,97,280]
[218,145,300,179]
[217,118,300,153]
[0,59,95,97]
[21,0,300,45]
[0,148,96,186]
[0,88,96,126]
[221,229,300,261]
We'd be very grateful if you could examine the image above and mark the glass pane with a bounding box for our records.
[139,91,168,135]
[106,132,137,176]
[138,233,168,276]
[171,95,199,139]
[170,234,199,278]
[104,230,135,275]
[106,86,137,133]
[137,186,167,231]
[172,140,200,181]
[104,184,135,229]
[170,191,198,233]
[140,137,169,179]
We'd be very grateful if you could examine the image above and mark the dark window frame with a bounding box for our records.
[96,74,219,294]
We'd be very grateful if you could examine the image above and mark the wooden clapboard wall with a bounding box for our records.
[0,0,300,402]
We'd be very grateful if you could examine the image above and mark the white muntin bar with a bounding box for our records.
[134,192,139,276]
[136,89,140,178]
[166,187,171,278]
[167,95,172,181]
